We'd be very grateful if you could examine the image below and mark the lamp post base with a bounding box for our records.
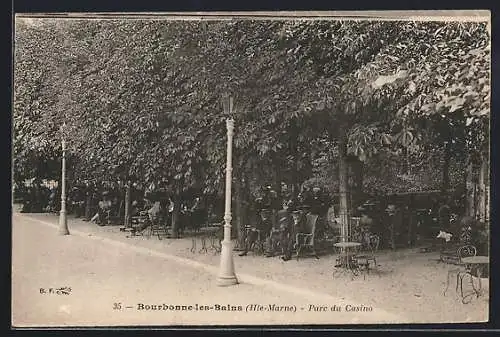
[216,275,239,287]
[59,212,70,235]
[216,240,238,287]
[58,227,70,235]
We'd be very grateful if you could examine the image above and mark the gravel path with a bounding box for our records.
[14,211,488,325]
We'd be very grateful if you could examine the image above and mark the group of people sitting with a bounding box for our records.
[238,185,331,261]
[88,191,115,225]
[17,181,56,213]
[123,189,208,235]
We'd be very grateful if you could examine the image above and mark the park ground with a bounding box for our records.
[11,207,488,327]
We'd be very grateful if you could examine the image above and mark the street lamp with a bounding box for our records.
[217,95,238,287]
[59,123,70,235]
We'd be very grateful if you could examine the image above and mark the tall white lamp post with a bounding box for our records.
[217,96,238,287]
[59,123,70,235]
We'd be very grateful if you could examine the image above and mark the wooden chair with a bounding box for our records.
[96,209,112,226]
[238,224,265,256]
[125,214,149,237]
[354,234,381,279]
[146,213,169,240]
[295,213,319,261]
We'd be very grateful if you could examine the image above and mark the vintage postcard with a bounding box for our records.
[12,10,490,327]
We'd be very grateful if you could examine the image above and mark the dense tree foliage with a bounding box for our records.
[13,18,490,230]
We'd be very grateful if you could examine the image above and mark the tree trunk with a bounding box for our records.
[243,174,250,222]
[441,141,451,196]
[84,190,92,220]
[288,121,300,199]
[292,145,300,199]
[235,170,243,243]
[407,196,415,247]
[478,153,488,222]
[465,158,475,218]
[171,186,181,238]
[338,128,350,241]
[402,147,409,176]
[273,158,283,201]
[350,157,364,209]
[271,159,281,230]
[485,182,490,223]
[124,181,131,228]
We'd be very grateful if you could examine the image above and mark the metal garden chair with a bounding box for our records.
[443,245,477,298]
[354,234,381,279]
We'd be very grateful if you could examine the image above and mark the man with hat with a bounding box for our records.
[309,186,329,239]
[358,203,374,250]
[260,185,280,211]
[279,200,297,260]
[147,195,162,224]
[259,185,280,239]
[297,185,312,213]
[239,186,279,257]
[281,209,305,261]
[70,185,86,218]
[385,203,402,250]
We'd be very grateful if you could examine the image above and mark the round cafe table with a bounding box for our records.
[459,256,489,304]
[333,241,362,279]
[461,255,489,265]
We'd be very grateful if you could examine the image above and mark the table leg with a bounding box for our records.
[461,276,476,304]
[333,248,358,279]
[199,236,208,253]
[333,249,346,278]
[210,235,221,255]
[471,266,482,297]
[346,249,359,279]
[460,264,484,304]
[190,238,196,253]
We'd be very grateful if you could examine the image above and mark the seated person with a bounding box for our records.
[153,196,174,227]
[238,224,261,257]
[71,186,86,218]
[239,198,269,257]
[131,195,161,232]
[188,196,205,230]
[358,207,374,249]
[90,192,112,225]
[147,199,162,222]
[130,200,141,217]
[298,186,312,213]
[45,188,57,213]
[128,200,147,230]
[265,200,293,258]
